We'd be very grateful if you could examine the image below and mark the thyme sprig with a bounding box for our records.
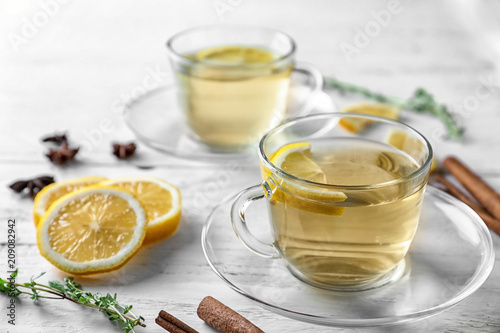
[0,270,145,332]
[325,77,464,141]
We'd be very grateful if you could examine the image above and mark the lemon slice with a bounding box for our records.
[385,128,437,173]
[339,102,401,133]
[37,186,146,275]
[101,177,182,246]
[265,142,347,215]
[33,176,107,226]
[196,45,275,64]
[270,142,327,183]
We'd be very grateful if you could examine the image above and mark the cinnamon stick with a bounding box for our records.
[443,156,500,220]
[158,311,198,333]
[434,175,500,234]
[197,296,264,333]
[156,316,189,333]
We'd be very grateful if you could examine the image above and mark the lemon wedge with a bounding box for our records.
[385,128,437,173]
[33,176,107,226]
[101,177,182,246]
[339,102,401,133]
[265,142,347,215]
[37,186,146,275]
[270,142,327,183]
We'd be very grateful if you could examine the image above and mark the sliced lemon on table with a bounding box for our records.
[385,128,437,173]
[33,176,107,226]
[339,102,401,133]
[101,177,182,246]
[37,186,147,275]
[264,142,347,216]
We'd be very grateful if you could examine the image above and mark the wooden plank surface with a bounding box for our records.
[1,0,500,332]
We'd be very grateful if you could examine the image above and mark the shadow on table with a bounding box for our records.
[68,213,204,289]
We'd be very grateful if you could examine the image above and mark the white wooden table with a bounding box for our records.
[1,1,499,332]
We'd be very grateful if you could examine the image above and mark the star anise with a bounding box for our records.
[9,176,55,198]
[46,141,79,166]
[112,142,136,159]
[42,133,68,145]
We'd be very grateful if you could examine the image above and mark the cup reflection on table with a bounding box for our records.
[166,25,321,151]
[231,113,433,291]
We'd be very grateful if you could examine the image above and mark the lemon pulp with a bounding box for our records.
[101,178,182,246]
[48,193,138,262]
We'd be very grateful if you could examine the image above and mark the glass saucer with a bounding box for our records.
[122,71,334,162]
[201,186,495,327]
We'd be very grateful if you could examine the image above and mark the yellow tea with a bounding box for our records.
[266,138,424,287]
[177,45,292,148]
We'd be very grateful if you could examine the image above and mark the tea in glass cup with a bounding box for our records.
[166,26,322,150]
[231,113,433,290]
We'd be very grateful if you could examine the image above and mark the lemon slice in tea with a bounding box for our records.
[385,128,437,173]
[197,45,276,64]
[266,142,346,215]
[270,142,327,183]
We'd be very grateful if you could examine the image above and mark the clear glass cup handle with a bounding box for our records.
[231,184,280,259]
[291,61,324,117]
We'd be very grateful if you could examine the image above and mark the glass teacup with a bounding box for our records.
[166,25,323,151]
[231,113,433,291]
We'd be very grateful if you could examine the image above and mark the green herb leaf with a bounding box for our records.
[0,270,145,332]
[0,278,8,293]
[30,271,45,283]
[48,280,66,293]
[31,289,39,301]
[325,77,464,141]
[10,269,18,279]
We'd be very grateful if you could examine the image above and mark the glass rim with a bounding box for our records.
[259,113,434,191]
[166,24,296,68]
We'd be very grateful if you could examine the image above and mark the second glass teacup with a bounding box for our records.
[231,113,433,291]
[166,25,323,151]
